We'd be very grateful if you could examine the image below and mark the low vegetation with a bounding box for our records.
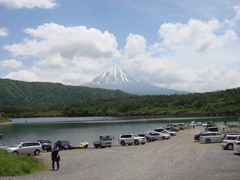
[0,149,46,177]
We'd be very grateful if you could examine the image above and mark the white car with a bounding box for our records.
[202,122,207,127]
[222,134,239,150]
[118,134,146,146]
[148,131,170,140]
[199,132,224,143]
[161,130,176,136]
[234,135,240,153]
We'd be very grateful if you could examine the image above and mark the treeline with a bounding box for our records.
[1,87,240,118]
[0,78,132,106]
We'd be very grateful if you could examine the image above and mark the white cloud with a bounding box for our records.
[225,5,240,27]
[3,23,120,85]
[4,70,39,81]
[0,59,23,68]
[125,34,146,58]
[0,28,8,36]
[0,0,58,9]
[158,18,238,52]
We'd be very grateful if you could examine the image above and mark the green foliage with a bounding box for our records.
[0,149,46,176]
[0,78,240,117]
[0,78,132,106]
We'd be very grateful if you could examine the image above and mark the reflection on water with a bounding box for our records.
[0,116,238,147]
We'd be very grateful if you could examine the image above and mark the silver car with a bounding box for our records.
[199,132,224,143]
[7,141,42,155]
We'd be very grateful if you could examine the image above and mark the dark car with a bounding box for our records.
[57,140,71,150]
[37,139,52,152]
[194,132,204,141]
[205,127,219,132]
[138,133,155,142]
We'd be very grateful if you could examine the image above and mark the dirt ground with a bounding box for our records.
[1,125,240,180]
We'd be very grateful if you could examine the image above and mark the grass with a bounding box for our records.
[0,149,46,177]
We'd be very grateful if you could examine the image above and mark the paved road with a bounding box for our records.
[2,126,240,180]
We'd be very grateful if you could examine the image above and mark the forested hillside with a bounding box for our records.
[0,78,132,106]
[61,87,240,116]
[1,87,239,117]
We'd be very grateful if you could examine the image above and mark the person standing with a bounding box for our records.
[51,143,60,171]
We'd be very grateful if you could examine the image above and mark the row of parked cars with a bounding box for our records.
[4,139,72,156]
[93,123,187,148]
[193,121,240,153]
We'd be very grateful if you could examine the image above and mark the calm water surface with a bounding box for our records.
[0,116,238,147]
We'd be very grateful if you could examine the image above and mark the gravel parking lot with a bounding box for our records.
[2,126,240,180]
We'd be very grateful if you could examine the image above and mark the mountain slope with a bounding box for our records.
[0,78,132,106]
[86,66,188,95]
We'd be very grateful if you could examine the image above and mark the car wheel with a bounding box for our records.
[134,140,139,145]
[206,139,211,143]
[147,139,150,142]
[162,136,166,140]
[34,150,40,156]
[227,144,234,150]
[120,141,126,146]
[13,151,19,155]
[94,144,99,148]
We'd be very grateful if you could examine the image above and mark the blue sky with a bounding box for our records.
[0,0,239,92]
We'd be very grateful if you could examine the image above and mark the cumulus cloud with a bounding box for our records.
[0,0,58,9]
[0,28,8,36]
[3,23,120,85]
[4,70,39,81]
[125,34,146,58]
[158,18,238,52]
[0,59,23,68]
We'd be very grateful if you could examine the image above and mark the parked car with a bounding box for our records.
[194,132,205,141]
[196,122,202,126]
[206,121,216,127]
[202,122,207,127]
[176,123,187,130]
[37,139,52,152]
[205,127,219,132]
[234,136,240,153]
[189,121,196,127]
[199,132,224,143]
[222,133,239,140]
[7,141,42,155]
[161,130,176,136]
[93,134,113,148]
[57,140,71,150]
[148,131,170,140]
[166,124,180,131]
[222,134,239,150]
[118,134,146,146]
[138,133,155,142]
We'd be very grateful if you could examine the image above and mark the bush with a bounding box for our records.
[0,149,46,176]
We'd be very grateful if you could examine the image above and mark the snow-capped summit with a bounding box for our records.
[89,66,139,85]
[85,66,188,95]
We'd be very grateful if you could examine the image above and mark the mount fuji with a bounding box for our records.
[85,66,188,95]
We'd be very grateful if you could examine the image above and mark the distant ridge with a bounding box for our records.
[85,66,188,95]
[0,78,132,106]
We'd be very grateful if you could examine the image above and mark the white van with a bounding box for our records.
[7,141,42,155]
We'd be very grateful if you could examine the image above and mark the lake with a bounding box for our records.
[0,116,238,147]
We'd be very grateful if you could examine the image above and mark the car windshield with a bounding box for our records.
[38,140,51,143]
[102,135,112,140]
[10,143,21,147]
[133,134,139,137]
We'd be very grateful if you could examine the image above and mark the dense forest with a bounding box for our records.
[0,78,132,106]
[1,87,239,118]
